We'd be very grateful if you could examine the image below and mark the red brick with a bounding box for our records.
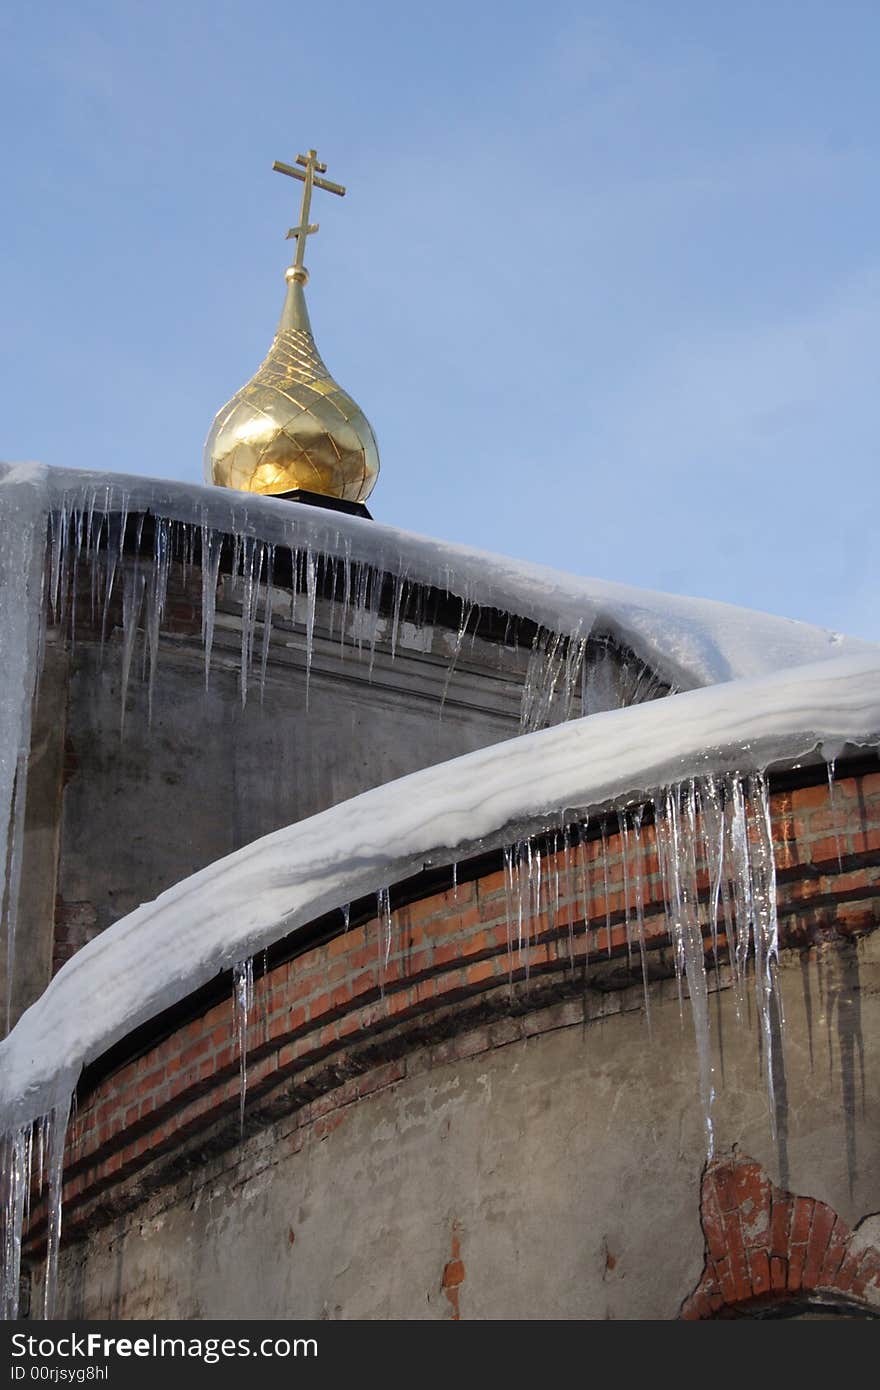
[748,1250,771,1297]
[708,1166,741,1217]
[852,829,880,853]
[308,992,332,1021]
[819,1218,850,1286]
[337,1007,367,1036]
[406,949,433,975]
[729,1244,753,1304]
[769,1256,787,1292]
[331,984,351,1011]
[835,905,876,934]
[434,941,463,968]
[465,959,496,987]
[802,1203,836,1288]
[442,1259,465,1289]
[812,837,845,865]
[791,784,829,811]
[789,1196,814,1247]
[788,1243,807,1292]
[351,971,378,999]
[179,1036,210,1066]
[701,1192,728,1264]
[769,1196,792,1256]
[357,1060,405,1098]
[734,1164,771,1247]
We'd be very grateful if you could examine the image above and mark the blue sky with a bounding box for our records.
[2,1,878,638]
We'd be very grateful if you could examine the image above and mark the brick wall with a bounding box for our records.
[682,1155,880,1316]
[21,765,880,1288]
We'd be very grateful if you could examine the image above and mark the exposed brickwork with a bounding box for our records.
[21,767,880,1259]
[682,1155,880,1317]
[441,1221,465,1321]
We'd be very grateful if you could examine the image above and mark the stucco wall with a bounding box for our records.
[43,938,880,1320]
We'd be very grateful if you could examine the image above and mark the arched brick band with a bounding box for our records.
[681,1156,880,1317]
[20,768,880,1260]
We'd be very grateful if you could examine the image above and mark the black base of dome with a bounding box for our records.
[275,489,373,520]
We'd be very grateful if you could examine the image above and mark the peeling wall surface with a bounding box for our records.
[43,937,880,1320]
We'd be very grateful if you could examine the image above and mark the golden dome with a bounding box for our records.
[204,148,379,503]
[204,271,379,502]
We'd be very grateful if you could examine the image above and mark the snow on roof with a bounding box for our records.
[1,648,878,1129]
[5,460,875,690]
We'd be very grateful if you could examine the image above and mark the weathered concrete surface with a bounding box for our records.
[1,641,67,1030]
[48,937,880,1319]
[55,630,517,940]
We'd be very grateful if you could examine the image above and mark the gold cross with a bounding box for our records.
[272,149,346,274]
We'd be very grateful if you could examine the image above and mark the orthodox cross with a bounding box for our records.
[272,149,346,274]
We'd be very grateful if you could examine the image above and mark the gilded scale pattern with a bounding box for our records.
[204,148,379,503]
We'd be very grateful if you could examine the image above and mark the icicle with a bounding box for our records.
[659,788,686,1015]
[42,1093,71,1320]
[377,887,392,994]
[366,567,383,681]
[353,562,369,660]
[727,775,754,1011]
[451,860,459,901]
[697,775,726,965]
[304,548,317,709]
[521,627,568,732]
[341,903,350,932]
[232,958,254,1135]
[514,840,529,964]
[338,544,352,661]
[197,524,221,691]
[631,805,651,1025]
[238,538,265,708]
[56,506,74,640]
[35,1116,46,1197]
[325,555,337,645]
[599,823,612,956]
[561,822,576,969]
[549,830,562,950]
[440,601,474,715]
[258,544,275,702]
[519,840,542,981]
[389,572,407,661]
[145,518,171,724]
[87,509,105,626]
[574,820,593,957]
[119,565,145,737]
[99,511,124,653]
[502,845,516,989]
[681,782,715,1157]
[1,1124,31,1320]
[47,503,67,623]
[562,632,588,722]
[826,757,844,870]
[747,770,781,1136]
[617,811,634,969]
